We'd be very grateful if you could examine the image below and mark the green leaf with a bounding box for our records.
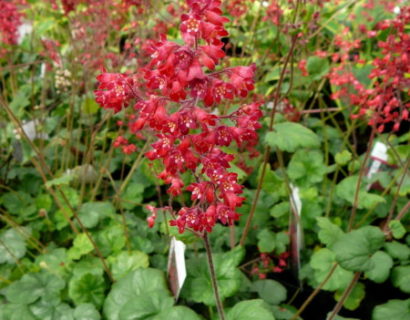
[0,229,26,264]
[0,303,36,320]
[68,233,94,260]
[36,248,68,277]
[226,300,275,320]
[390,169,410,196]
[335,282,365,311]
[275,232,290,254]
[72,256,104,278]
[257,229,276,253]
[372,299,410,320]
[35,194,53,211]
[82,98,100,115]
[260,165,285,197]
[335,176,385,209]
[183,247,244,306]
[6,271,65,304]
[96,223,126,256]
[152,307,202,320]
[108,251,149,279]
[287,150,328,186]
[270,202,290,218]
[384,241,410,261]
[121,183,144,210]
[238,190,276,228]
[252,280,287,305]
[78,202,115,229]
[388,220,406,239]
[299,187,319,200]
[34,17,58,36]
[103,268,173,320]
[9,85,30,113]
[73,303,101,320]
[364,251,393,283]
[54,208,73,230]
[270,305,299,320]
[1,191,34,216]
[118,291,174,320]
[335,150,352,166]
[316,217,344,247]
[392,266,410,294]
[332,226,385,272]
[69,273,106,307]
[265,122,320,153]
[55,186,80,209]
[310,248,354,291]
[45,174,75,188]
[307,56,329,80]
[30,299,74,320]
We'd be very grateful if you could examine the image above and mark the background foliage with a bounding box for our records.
[0,0,409,319]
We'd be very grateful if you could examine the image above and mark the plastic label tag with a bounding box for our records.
[167,237,186,299]
[289,184,303,280]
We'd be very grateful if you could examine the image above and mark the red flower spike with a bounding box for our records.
[113,136,128,148]
[0,1,24,47]
[146,205,158,228]
[95,0,261,233]
[329,6,410,132]
[122,144,137,155]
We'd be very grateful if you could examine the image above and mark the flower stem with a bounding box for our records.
[290,263,338,320]
[328,272,361,320]
[203,232,225,320]
[239,33,298,247]
[348,127,375,231]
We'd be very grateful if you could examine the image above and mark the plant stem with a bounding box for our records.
[328,272,361,320]
[239,34,298,246]
[383,158,410,231]
[229,225,235,249]
[239,147,269,246]
[290,263,338,320]
[395,200,410,221]
[348,127,375,231]
[2,99,114,282]
[203,232,225,320]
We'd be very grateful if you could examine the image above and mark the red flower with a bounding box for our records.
[95,73,134,112]
[229,65,256,97]
[187,182,215,203]
[168,177,184,196]
[146,205,158,228]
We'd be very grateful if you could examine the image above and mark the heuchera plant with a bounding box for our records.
[95,0,262,234]
[330,5,410,133]
[52,0,145,72]
[0,0,24,53]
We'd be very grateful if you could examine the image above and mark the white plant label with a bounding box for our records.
[167,237,186,299]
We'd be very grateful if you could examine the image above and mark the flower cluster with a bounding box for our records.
[0,0,24,47]
[225,0,248,19]
[250,252,289,279]
[60,0,79,14]
[95,0,262,233]
[330,6,410,132]
[50,0,149,72]
[263,1,283,26]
